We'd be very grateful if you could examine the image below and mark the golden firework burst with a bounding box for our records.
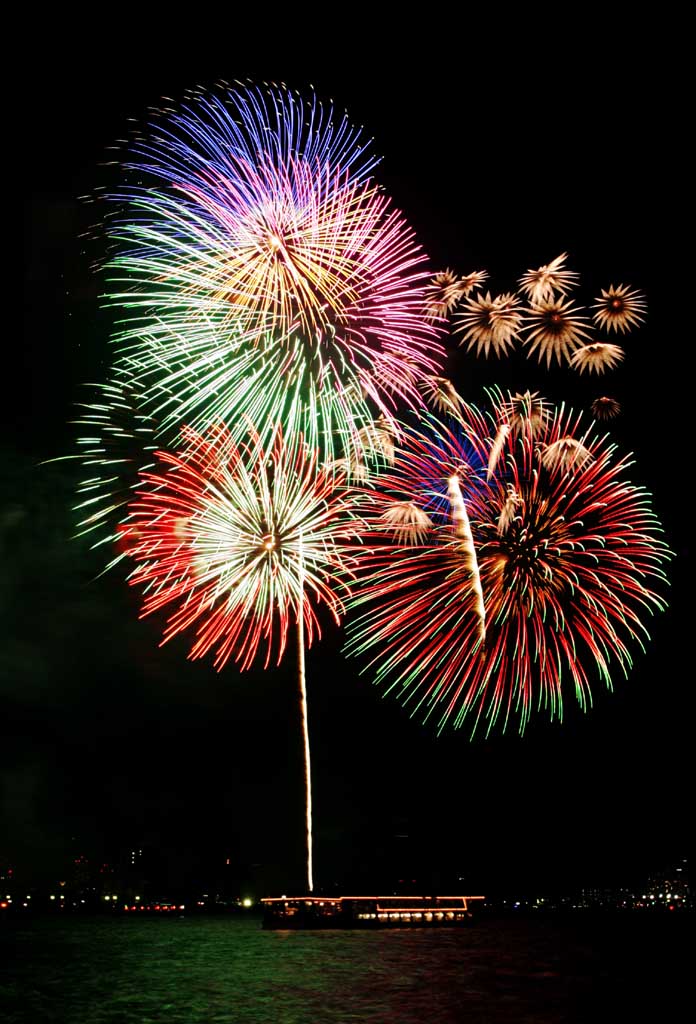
[592,284,647,334]
[419,376,466,417]
[522,298,594,367]
[501,391,549,435]
[541,437,593,473]
[591,396,621,420]
[454,291,523,358]
[517,253,580,304]
[379,501,433,545]
[425,269,488,320]
[497,485,524,536]
[569,342,625,374]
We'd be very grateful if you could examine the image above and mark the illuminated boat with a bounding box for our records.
[260,894,485,929]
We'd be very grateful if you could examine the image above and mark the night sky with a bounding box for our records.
[10,17,691,898]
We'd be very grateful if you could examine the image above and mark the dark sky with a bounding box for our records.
[10,16,691,897]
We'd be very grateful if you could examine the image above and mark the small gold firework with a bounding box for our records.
[522,298,594,367]
[454,291,523,358]
[379,501,434,545]
[591,284,647,334]
[458,270,489,297]
[541,437,593,473]
[425,269,489,321]
[569,342,625,375]
[591,396,621,420]
[517,253,580,304]
[419,375,466,417]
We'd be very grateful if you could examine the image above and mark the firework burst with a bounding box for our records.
[418,376,466,417]
[454,291,523,358]
[591,396,621,420]
[569,342,625,375]
[592,284,647,334]
[487,391,549,478]
[344,393,671,736]
[517,252,580,304]
[521,298,594,367]
[126,423,363,671]
[101,83,444,453]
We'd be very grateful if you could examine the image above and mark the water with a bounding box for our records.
[1,913,690,1023]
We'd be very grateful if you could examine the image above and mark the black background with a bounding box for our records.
[10,12,691,898]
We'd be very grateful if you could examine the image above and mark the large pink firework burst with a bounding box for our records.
[344,392,671,736]
[125,423,363,672]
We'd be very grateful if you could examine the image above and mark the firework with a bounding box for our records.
[454,291,523,358]
[127,423,363,672]
[101,83,444,454]
[540,436,593,472]
[592,284,647,334]
[344,393,671,736]
[418,376,466,417]
[591,396,621,420]
[379,501,433,545]
[424,269,488,320]
[521,297,594,367]
[517,252,580,304]
[496,485,523,536]
[569,342,625,374]
[57,365,160,566]
[487,391,549,478]
[500,391,549,435]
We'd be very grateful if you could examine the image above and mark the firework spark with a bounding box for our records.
[344,395,671,736]
[592,284,647,334]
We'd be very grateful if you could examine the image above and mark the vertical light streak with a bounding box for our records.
[447,474,486,648]
[296,531,314,894]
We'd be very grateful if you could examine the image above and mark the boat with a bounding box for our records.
[260,893,485,929]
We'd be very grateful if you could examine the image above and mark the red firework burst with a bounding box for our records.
[125,423,363,671]
[344,392,671,736]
